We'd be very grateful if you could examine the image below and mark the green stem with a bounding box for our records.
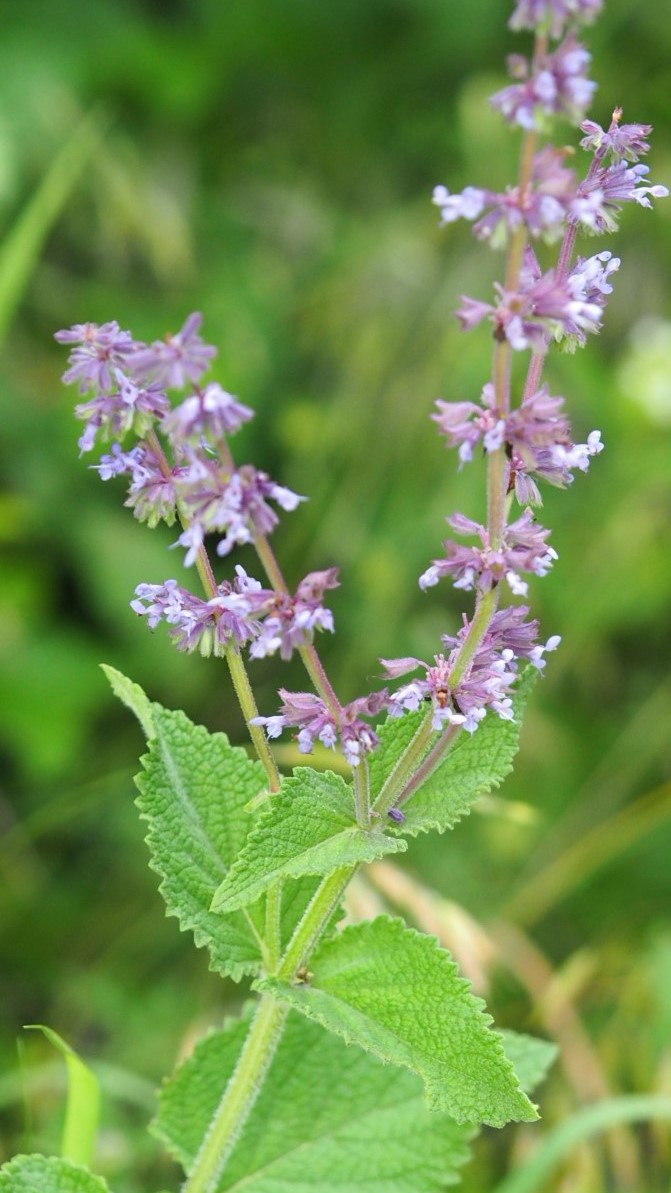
[392,721,462,808]
[277,866,355,979]
[264,881,283,972]
[352,756,371,827]
[182,997,288,1193]
[371,711,436,818]
[225,646,281,793]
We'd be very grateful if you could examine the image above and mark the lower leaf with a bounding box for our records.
[154,1008,475,1193]
[257,916,538,1127]
[0,1155,110,1193]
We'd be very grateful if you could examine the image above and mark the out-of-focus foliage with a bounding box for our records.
[0,1,669,1189]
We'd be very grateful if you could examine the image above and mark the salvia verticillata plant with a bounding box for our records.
[3,1,667,1191]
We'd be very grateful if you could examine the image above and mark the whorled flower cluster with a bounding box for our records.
[55,314,303,563]
[57,0,667,774]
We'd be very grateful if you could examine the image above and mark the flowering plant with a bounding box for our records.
[3,1,667,1191]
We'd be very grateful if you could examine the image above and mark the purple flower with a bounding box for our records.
[580,112,652,163]
[383,608,560,735]
[509,0,603,39]
[93,442,145,481]
[420,509,556,597]
[175,460,306,563]
[458,245,610,350]
[129,312,217,389]
[249,568,339,661]
[55,321,137,394]
[131,568,273,656]
[491,35,596,131]
[572,162,669,234]
[433,381,571,467]
[73,368,170,453]
[252,688,388,768]
[162,382,254,445]
[434,148,577,248]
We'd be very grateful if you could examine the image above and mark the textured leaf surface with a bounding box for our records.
[101,664,154,738]
[371,669,537,836]
[258,917,537,1126]
[0,1156,110,1193]
[154,1009,474,1193]
[500,1030,558,1095]
[212,768,406,913]
[135,703,268,980]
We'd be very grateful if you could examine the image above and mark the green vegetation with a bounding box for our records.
[1,2,670,1189]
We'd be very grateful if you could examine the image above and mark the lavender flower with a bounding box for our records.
[572,160,669,234]
[420,509,557,597]
[433,378,603,504]
[384,608,560,735]
[249,568,339,660]
[457,245,612,350]
[176,460,306,563]
[131,568,274,656]
[55,321,137,394]
[73,368,170,454]
[491,35,596,131]
[433,148,577,247]
[252,688,389,768]
[162,382,254,445]
[129,312,217,389]
[509,0,603,39]
[580,114,652,163]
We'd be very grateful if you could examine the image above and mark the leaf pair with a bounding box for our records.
[155,1008,555,1193]
[103,669,544,1126]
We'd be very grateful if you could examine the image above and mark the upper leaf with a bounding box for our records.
[154,1008,474,1193]
[0,1156,110,1193]
[211,768,406,914]
[258,916,537,1127]
[101,664,154,739]
[499,1030,558,1095]
[371,668,537,836]
[134,702,268,981]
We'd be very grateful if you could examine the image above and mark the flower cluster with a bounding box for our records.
[55,314,303,565]
[433,377,603,504]
[252,689,389,768]
[57,0,667,784]
[383,607,560,734]
[378,5,666,754]
[433,114,666,250]
[130,567,338,661]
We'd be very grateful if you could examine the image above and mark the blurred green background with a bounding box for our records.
[1,0,670,1188]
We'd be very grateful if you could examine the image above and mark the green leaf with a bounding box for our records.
[371,669,537,837]
[101,664,154,739]
[134,701,268,981]
[154,1009,475,1193]
[499,1030,558,1095]
[24,1027,99,1168]
[0,1155,110,1193]
[258,916,537,1127]
[212,768,406,914]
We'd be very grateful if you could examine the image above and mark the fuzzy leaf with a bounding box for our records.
[134,701,268,981]
[101,664,154,738]
[499,1030,558,1094]
[371,669,537,836]
[258,917,537,1127]
[0,1156,110,1193]
[211,768,406,913]
[154,1009,475,1193]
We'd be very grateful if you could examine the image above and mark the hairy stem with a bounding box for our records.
[182,996,288,1193]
